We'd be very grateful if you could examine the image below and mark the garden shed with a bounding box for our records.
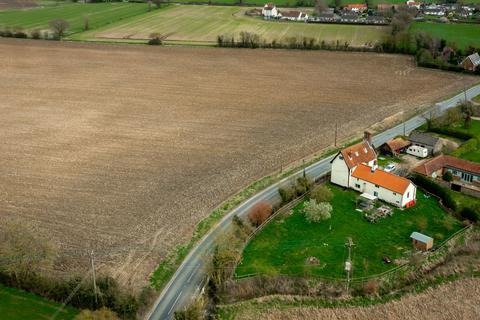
[410,231,433,251]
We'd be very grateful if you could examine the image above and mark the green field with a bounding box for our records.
[73,5,387,45]
[0,284,78,320]
[0,2,148,34]
[236,185,461,279]
[410,22,480,50]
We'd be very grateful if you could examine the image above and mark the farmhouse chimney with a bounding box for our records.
[364,131,373,145]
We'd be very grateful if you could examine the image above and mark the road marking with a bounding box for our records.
[167,291,183,316]
[187,265,199,283]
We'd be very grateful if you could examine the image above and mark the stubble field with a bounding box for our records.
[0,39,477,290]
[234,278,480,320]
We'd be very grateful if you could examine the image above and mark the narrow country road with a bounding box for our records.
[147,84,480,320]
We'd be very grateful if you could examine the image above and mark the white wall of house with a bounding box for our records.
[331,154,350,188]
[262,7,278,18]
[349,176,414,207]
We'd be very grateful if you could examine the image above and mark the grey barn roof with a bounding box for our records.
[467,53,480,67]
[409,132,440,147]
[410,232,433,243]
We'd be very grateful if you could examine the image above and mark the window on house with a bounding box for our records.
[374,191,378,197]
[407,192,410,197]
[355,151,359,157]
[355,184,360,189]
[375,184,379,188]
[393,192,396,195]
[339,155,344,160]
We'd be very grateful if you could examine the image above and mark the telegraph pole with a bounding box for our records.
[464,84,468,103]
[345,237,355,295]
[90,250,98,305]
[334,122,338,147]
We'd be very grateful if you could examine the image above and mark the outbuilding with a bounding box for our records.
[381,137,411,156]
[408,131,442,156]
[410,232,433,251]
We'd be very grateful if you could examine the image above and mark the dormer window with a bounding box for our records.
[364,148,367,153]
[355,151,359,157]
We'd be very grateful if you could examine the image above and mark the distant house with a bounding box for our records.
[423,7,446,16]
[262,3,279,19]
[366,15,388,24]
[410,232,433,251]
[413,155,480,195]
[408,132,442,155]
[406,0,421,9]
[280,10,308,21]
[341,14,361,23]
[461,53,480,72]
[331,132,416,208]
[313,13,338,22]
[345,4,368,13]
[381,137,411,156]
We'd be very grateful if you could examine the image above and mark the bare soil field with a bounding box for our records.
[236,278,480,320]
[0,0,36,11]
[0,39,477,290]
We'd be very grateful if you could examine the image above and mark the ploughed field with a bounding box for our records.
[74,5,388,45]
[0,39,476,289]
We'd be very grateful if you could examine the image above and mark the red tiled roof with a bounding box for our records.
[339,141,377,169]
[413,155,480,176]
[385,138,411,152]
[281,10,300,18]
[346,4,368,9]
[352,164,413,194]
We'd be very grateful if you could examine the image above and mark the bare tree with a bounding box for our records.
[0,223,54,285]
[49,19,69,39]
[247,202,273,227]
[148,0,152,12]
[315,0,328,14]
[152,0,162,9]
[335,0,342,10]
[83,15,89,31]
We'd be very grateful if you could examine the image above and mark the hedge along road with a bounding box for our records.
[146,83,480,320]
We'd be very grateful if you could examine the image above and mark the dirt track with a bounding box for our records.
[0,39,477,289]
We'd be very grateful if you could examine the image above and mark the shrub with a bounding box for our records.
[303,199,332,223]
[460,206,479,223]
[362,279,379,296]
[74,308,119,320]
[247,202,273,227]
[13,31,27,38]
[310,184,332,203]
[31,29,41,39]
[442,171,453,182]
[428,127,474,141]
[148,32,162,45]
[278,186,295,204]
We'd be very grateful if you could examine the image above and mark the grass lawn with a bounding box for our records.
[410,22,480,50]
[0,2,149,34]
[73,4,388,45]
[0,284,78,320]
[449,119,480,163]
[377,155,403,168]
[236,184,462,279]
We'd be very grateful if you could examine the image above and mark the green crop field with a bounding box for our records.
[410,22,480,50]
[0,284,78,320]
[0,2,148,34]
[74,5,388,46]
[236,184,462,279]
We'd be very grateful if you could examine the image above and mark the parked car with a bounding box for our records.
[383,256,392,264]
[384,163,396,173]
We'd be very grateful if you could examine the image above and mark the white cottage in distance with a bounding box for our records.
[331,132,417,208]
[262,3,279,19]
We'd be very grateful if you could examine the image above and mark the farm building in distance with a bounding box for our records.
[461,53,480,72]
[410,232,434,251]
[408,131,442,155]
[331,132,416,207]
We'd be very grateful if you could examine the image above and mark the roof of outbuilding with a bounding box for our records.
[467,53,480,66]
[337,141,377,169]
[351,164,413,194]
[408,132,440,147]
[410,232,433,243]
[384,138,411,151]
[413,155,480,176]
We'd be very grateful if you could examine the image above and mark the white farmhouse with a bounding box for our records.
[331,132,416,208]
[331,132,377,188]
[350,164,417,208]
[262,3,279,19]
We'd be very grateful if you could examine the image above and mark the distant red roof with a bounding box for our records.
[413,155,480,176]
[352,164,413,194]
[338,141,377,169]
[281,10,300,18]
[264,2,275,10]
[346,4,368,9]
